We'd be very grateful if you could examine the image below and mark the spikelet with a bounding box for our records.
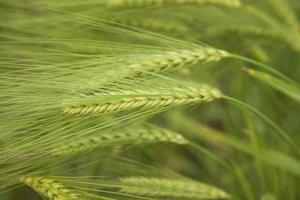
[207,25,300,52]
[207,25,283,40]
[108,17,189,33]
[63,84,223,116]
[20,176,84,200]
[51,124,188,156]
[107,0,241,9]
[119,177,230,199]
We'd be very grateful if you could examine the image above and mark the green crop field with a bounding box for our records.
[0,0,300,199]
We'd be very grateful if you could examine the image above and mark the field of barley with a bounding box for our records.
[0,0,300,199]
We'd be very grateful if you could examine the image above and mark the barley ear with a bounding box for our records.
[119,177,230,199]
[107,0,241,9]
[51,124,188,156]
[20,176,84,200]
[63,85,223,116]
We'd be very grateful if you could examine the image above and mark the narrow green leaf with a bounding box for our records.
[245,68,300,102]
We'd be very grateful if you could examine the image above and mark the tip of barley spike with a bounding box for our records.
[211,88,223,99]
[243,67,254,75]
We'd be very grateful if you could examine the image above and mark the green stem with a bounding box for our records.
[223,95,297,150]
[229,53,297,85]
[188,142,230,169]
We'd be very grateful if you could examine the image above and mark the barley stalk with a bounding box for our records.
[119,177,230,199]
[20,176,84,200]
[51,124,188,156]
[63,86,222,116]
[107,0,241,9]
